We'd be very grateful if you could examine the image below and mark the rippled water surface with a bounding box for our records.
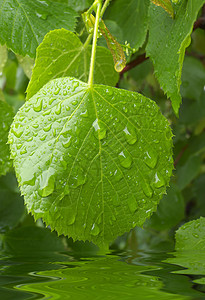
[1,249,205,300]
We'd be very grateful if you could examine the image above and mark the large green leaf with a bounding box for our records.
[0,100,14,175]
[26,29,119,99]
[146,0,205,115]
[0,0,78,57]
[9,77,173,247]
[105,0,150,51]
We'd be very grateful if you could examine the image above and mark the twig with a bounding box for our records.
[174,144,188,167]
[120,53,148,75]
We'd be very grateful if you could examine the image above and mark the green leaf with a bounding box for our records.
[0,100,14,176]
[16,55,35,79]
[176,154,201,190]
[181,56,205,101]
[0,0,78,57]
[9,77,173,248]
[105,0,150,51]
[26,29,119,99]
[165,218,205,279]
[3,226,66,253]
[151,0,174,18]
[52,0,93,12]
[146,0,205,115]
[0,173,25,233]
[145,184,185,231]
[0,45,8,73]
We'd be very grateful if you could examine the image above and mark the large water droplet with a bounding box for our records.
[123,124,137,145]
[153,172,165,188]
[38,170,55,197]
[118,151,132,168]
[55,103,61,115]
[127,198,138,213]
[92,119,107,140]
[91,223,100,236]
[114,59,125,72]
[62,136,72,148]
[142,181,153,198]
[43,124,52,132]
[11,124,23,138]
[33,98,43,112]
[144,150,158,169]
[71,171,86,188]
[67,209,76,225]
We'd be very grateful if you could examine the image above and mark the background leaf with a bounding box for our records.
[146,0,205,115]
[0,100,14,176]
[9,77,173,247]
[0,0,78,57]
[0,45,8,73]
[26,29,119,99]
[0,173,25,233]
[145,184,185,231]
[105,0,150,51]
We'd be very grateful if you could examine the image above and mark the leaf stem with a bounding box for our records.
[88,1,102,87]
[101,0,112,17]
[83,33,93,49]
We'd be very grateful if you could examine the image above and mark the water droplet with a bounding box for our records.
[142,181,153,198]
[114,59,125,72]
[123,124,137,145]
[92,119,107,140]
[67,209,76,225]
[54,87,60,95]
[33,98,43,112]
[20,147,27,155]
[40,135,47,141]
[91,223,100,236]
[153,172,165,188]
[62,136,72,148]
[144,150,158,169]
[66,105,70,111]
[71,171,86,188]
[118,151,132,168]
[72,100,78,106]
[38,170,55,197]
[55,103,61,115]
[80,110,88,118]
[11,125,23,138]
[127,198,138,213]
[113,169,123,182]
[43,124,52,132]
[192,233,199,238]
[63,90,68,96]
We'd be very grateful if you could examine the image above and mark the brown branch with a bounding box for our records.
[193,4,205,30]
[120,53,148,75]
[174,144,188,167]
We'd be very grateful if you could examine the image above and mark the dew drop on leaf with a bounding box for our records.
[123,125,137,145]
[144,150,158,169]
[118,151,133,168]
[153,172,165,188]
[38,170,55,197]
[114,59,125,72]
[91,223,100,236]
[142,182,153,198]
[33,98,43,112]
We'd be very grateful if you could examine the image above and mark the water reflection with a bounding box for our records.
[1,249,204,299]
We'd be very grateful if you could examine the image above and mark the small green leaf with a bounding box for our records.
[175,217,205,251]
[0,100,14,176]
[165,218,205,278]
[0,45,8,73]
[105,0,150,51]
[16,55,35,79]
[9,77,173,247]
[26,29,119,99]
[151,0,174,18]
[146,0,205,115]
[0,0,78,57]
